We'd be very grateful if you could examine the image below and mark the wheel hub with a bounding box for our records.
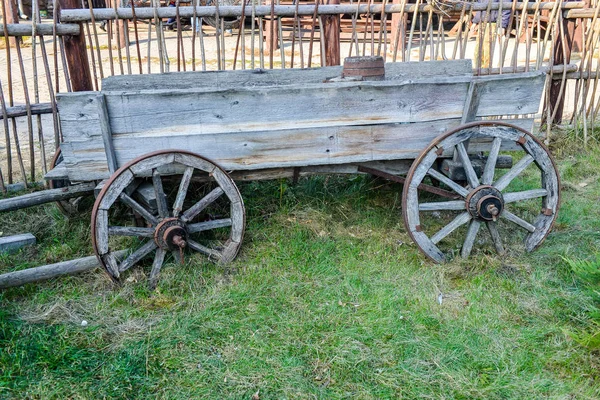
[466,185,504,221]
[154,217,188,250]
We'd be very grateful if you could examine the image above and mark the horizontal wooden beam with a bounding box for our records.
[0,102,53,120]
[0,182,95,212]
[59,2,585,22]
[0,250,127,289]
[0,23,80,37]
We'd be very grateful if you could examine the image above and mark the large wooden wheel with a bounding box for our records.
[402,122,560,263]
[91,150,245,289]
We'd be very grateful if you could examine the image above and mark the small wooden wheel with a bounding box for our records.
[402,122,560,263]
[91,150,245,289]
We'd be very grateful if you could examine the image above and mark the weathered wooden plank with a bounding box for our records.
[502,209,536,233]
[0,251,127,289]
[152,169,169,219]
[104,80,471,136]
[187,219,232,234]
[0,233,36,254]
[0,183,96,212]
[95,209,109,255]
[476,72,546,117]
[98,169,135,210]
[173,167,194,217]
[503,189,548,203]
[62,119,463,180]
[486,222,505,255]
[461,219,481,258]
[108,226,154,237]
[44,164,69,180]
[181,187,224,223]
[97,95,118,174]
[101,60,473,91]
[430,213,471,245]
[119,193,159,226]
[118,240,157,272]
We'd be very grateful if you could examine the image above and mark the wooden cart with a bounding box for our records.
[0,58,560,289]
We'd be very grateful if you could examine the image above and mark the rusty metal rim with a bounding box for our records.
[401,121,561,263]
[91,149,246,283]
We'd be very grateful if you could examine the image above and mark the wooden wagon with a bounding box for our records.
[0,58,560,289]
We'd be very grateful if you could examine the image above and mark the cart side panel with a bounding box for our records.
[56,71,544,182]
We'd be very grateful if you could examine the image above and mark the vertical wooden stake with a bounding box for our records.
[58,0,93,92]
[549,15,575,125]
[322,0,340,66]
[3,0,17,48]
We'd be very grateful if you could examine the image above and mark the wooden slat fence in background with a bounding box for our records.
[0,0,599,187]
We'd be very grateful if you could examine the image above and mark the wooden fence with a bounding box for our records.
[0,0,599,189]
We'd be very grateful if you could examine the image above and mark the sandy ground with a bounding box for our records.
[0,20,598,185]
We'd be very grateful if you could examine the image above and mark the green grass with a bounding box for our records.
[1,142,600,398]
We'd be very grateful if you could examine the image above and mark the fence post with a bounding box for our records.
[549,15,576,125]
[3,0,18,48]
[322,0,340,66]
[58,0,93,91]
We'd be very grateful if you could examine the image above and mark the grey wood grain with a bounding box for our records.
[97,94,118,174]
[181,187,224,222]
[501,209,536,233]
[461,220,481,258]
[430,213,471,245]
[0,233,36,254]
[503,189,548,203]
[101,60,473,91]
[118,240,157,272]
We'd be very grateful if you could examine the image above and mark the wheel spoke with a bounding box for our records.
[173,166,195,217]
[187,238,222,261]
[427,168,469,197]
[181,187,224,222]
[501,209,536,233]
[456,142,480,188]
[494,154,534,191]
[419,200,465,211]
[482,137,503,185]
[461,219,481,258]
[503,189,547,203]
[148,248,166,290]
[187,218,232,233]
[152,169,170,219]
[119,193,158,226]
[486,221,505,255]
[119,240,158,272]
[108,226,154,237]
[430,212,471,244]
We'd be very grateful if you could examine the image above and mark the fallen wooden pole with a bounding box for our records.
[0,182,95,212]
[0,250,127,289]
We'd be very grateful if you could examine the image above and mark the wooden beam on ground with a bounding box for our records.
[0,233,36,253]
[0,250,127,289]
[58,0,93,92]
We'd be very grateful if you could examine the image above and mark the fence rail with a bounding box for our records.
[0,0,599,190]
